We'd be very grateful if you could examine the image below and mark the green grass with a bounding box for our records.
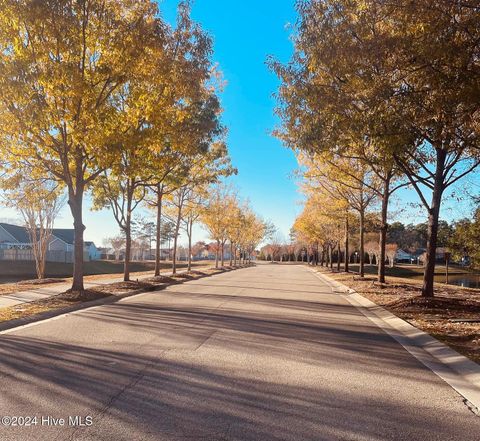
[344,263,480,288]
[347,263,472,278]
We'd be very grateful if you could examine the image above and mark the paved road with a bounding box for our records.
[0,264,479,441]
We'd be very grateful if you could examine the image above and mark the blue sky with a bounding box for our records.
[1,0,477,246]
[158,0,302,238]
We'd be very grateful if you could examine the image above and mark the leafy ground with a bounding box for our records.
[0,259,212,282]
[0,260,214,296]
[316,267,480,364]
[0,266,244,324]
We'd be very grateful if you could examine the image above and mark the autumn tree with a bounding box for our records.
[384,0,479,296]
[165,186,193,273]
[269,0,411,283]
[226,203,243,266]
[273,0,479,296]
[0,0,161,292]
[201,184,236,268]
[1,173,64,279]
[299,153,377,276]
[237,206,270,264]
[104,235,125,261]
[180,188,207,271]
[91,2,225,281]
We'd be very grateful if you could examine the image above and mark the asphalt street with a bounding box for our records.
[0,263,479,440]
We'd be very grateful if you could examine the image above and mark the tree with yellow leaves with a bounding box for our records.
[0,0,161,293]
[237,206,271,264]
[90,2,228,281]
[298,152,377,276]
[201,184,238,268]
[272,0,479,297]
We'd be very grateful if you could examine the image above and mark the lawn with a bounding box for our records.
[347,263,480,288]
[348,263,472,277]
[0,259,212,283]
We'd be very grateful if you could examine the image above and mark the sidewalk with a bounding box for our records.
[0,269,189,309]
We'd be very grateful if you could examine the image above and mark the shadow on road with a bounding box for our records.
[0,265,478,440]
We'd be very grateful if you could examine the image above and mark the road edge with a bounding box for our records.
[309,267,480,414]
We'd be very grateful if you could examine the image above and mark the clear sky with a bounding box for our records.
[1,0,477,247]
[158,0,303,241]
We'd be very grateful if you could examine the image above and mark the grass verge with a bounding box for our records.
[0,265,252,328]
[0,261,216,297]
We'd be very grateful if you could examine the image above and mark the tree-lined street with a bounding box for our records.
[0,1,479,439]
[0,264,479,440]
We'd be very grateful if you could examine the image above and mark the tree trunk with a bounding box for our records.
[230,242,234,266]
[337,242,341,272]
[154,186,163,277]
[344,213,349,273]
[378,177,391,284]
[422,150,446,297]
[172,200,183,275]
[359,209,365,277]
[221,241,225,267]
[172,233,178,274]
[215,240,219,269]
[123,179,134,282]
[124,222,131,281]
[69,188,85,292]
[187,220,193,272]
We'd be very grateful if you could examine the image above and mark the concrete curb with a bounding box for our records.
[309,268,480,413]
[0,266,251,335]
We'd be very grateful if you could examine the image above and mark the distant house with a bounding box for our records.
[0,223,99,262]
[418,247,449,264]
[85,241,102,260]
[204,242,231,261]
[190,242,232,261]
[395,248,414,263]
[48,228,75,252]
[0,223,31,249]
[98,247,114,260]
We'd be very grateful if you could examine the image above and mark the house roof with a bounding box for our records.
[0,223,31,243]
[51,229,75,245]
[396,248,412,255]
[0,223,98,247]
